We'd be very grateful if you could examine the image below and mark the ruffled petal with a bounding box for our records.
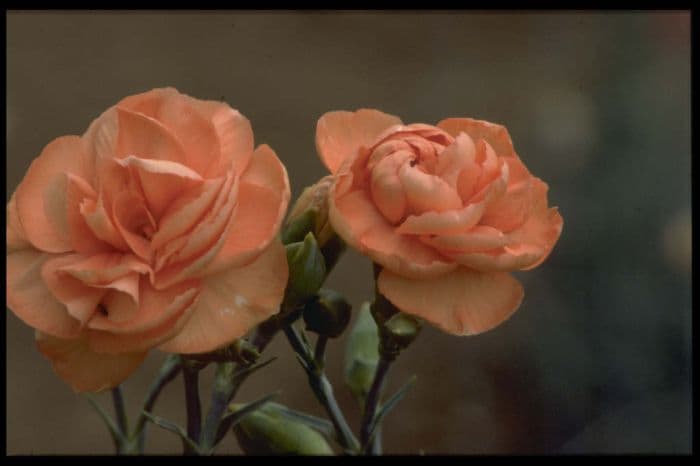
[396,201,486,236]
[316,109,402,174]
[436,133,477,188]
[7,192,31,252]
[507,179,563,270]
[86,280,200,353]
[377,267,524,336]
[369,151,412,224]
[15,136,94,253]
[35,332,146,393]
[158,240,287,354]
[6,249,81,338]
[192,100,255,178]
[41,254,107,325]
[398,164,462,215]
[360,221,456,279]
[202,145,290,275]
[419,225,511,253]
[115,156,203,220]
[437,117,516,158]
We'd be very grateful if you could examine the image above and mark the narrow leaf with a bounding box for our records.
[270,404,335,440]
[215,391,279,444]
[366,375,417,446]
[141,410,200,453]
[231,356,277,384]
[87,396,124,447]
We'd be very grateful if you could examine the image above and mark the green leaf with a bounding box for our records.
[365,375,417,446]
[231,356,277,384]
[215,392,279,444]
[86,396,124,448]
[141,411,199,453]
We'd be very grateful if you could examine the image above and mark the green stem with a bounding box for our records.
[111,386,128,438]
[360,355,392,454]
[134,354,182,453]
[314,335,328,371]
[283,324,360,453]
[183,364,202,454]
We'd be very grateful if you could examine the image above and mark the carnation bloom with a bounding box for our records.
[316,109,562,336]
[6,88,290,391]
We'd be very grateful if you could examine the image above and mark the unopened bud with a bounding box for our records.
[302,288,352,338]
[231,402,334,455]
[283,176,334,247]
[344,303,380,402]
[284,233,326,307]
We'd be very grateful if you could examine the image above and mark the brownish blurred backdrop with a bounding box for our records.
[6,11,691,454]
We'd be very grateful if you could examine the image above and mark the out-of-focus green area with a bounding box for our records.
[6,12,690,454]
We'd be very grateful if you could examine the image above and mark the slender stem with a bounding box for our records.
[134,354,182,453]
[199,362,235,453]
[283,324,360,453]
[183,364,202,453]
[360,356,392,452]
[111,386,128,437]
[314,336,328,370]
[372,427,383,455]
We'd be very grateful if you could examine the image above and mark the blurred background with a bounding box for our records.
[6,11,691,454]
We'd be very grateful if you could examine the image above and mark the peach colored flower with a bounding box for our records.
[316,110,562,335]
[6,88,290,392]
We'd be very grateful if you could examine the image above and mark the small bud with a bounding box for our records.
[284,233,327,307]
[302,288,352,338]
[229,339,261,366]
[231,402,334,455]
[380,312,422,356]
[344,302,380,402]
[370,290,423,360]
[283,176,334,247]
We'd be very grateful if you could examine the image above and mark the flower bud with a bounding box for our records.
[231,402,334,455]
[283,176,334,247]
[380,312,422,356]
[344,302,380,402]
[284,233,327,308]
[302,288,352,338]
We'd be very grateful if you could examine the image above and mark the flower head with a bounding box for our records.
[7,88,291,391]
[316,109,562,336]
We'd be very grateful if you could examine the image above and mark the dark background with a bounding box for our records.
[6,11,691,454]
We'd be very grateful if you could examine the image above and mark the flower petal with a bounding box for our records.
[116,156,203,220]
[360,221,456,279]
[193,100,255,178]
[15,136,94,253]
[507,179,564,270]
[86,281,200,353]
[134,91,221,175]
[35,332,146,393]
[436,133,476,188]
[7,192,31,252]
[377,267,524,336]
[420,225,511,253]
[6,249,82,338]
[437,117,516,158]
[316,109,402,174]
[202,145,290,275]
[41,255,108,325]
[396,201,486,236]
[151,176,225,251]
[158,240,287,354]
[399,163,463,215]
[370,150,412,224]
